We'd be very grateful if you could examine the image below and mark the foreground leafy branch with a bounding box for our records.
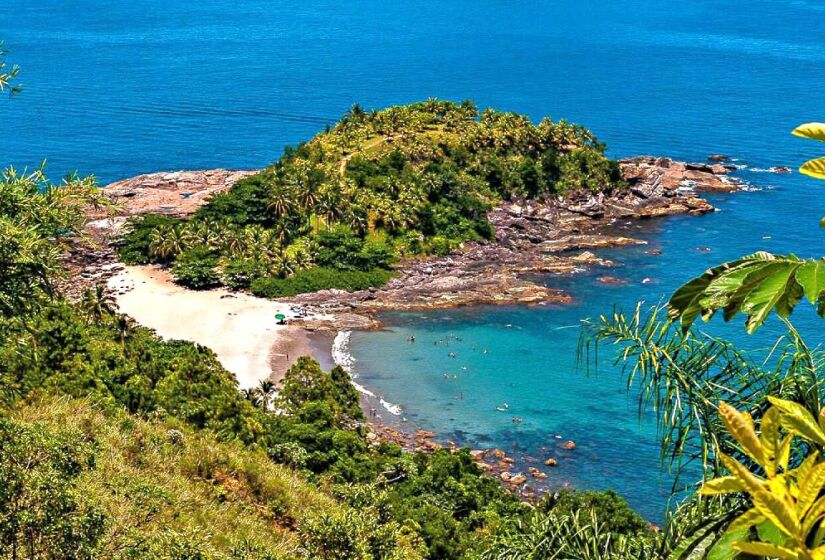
[669,252,825,334]
[700,398,825,559]
[583,305,824,482]
[668,121,825,334]
[793,123,825,180]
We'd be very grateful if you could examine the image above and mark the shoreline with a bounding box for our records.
[106,265,331,388]
[282,156,742,328]
[69,154,750,421]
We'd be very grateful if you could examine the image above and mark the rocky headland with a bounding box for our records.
[72,157,741,330]
[285,156,739,328]
[63,156,745,486]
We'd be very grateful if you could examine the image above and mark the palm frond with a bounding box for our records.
[580,305,825,484]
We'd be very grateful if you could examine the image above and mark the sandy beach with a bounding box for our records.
[108,266,325,388]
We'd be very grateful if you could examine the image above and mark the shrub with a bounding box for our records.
[171,249,221,289]
[424,235,456,256]
[357,238,396,269]
[537,489,649,536]
[249,267,393,298]
[221,257,269,290]
[193,174,274,226]
[313,226,365,270]
[117,214,184,265]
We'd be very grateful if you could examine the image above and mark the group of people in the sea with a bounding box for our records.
[402,331,529,424]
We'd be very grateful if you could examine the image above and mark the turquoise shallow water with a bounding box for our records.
[3,0,825,520]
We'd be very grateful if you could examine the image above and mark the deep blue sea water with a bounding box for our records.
[3,0,825,520]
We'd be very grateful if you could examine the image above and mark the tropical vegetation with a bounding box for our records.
[117,100,625,294]
[567,121,825,558]
[9,35,825,558]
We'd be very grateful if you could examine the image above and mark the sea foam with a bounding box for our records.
[332,331,403,416]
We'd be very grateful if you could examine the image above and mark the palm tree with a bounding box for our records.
[223,227,248,256]
[80,285,116,323]
[268,251,294,279]
[114,315,135,350]
[267,185,296,219]
[270,222,292,246]
[243,224,268,247]
[343,209,368,236]
[256,380,276,410]
[283,161,320,213]
[149,224,187,262]
[186,221,221,251]
[292,248,313,271]
[316,191,341,230]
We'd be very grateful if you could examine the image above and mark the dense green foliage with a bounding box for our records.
[2,398,422,560]
[250,267,394,298]
[118,100,624,296]
[116,214,183,265]
[0,46,664,559]
[0,166,108,317]
[0,293,666,558]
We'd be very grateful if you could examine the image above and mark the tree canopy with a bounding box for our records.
[118,100,624,296]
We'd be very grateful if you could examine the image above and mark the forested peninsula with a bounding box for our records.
[80,100,738,327]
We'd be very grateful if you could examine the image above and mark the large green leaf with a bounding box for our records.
[801,156,825,180]
[792,122,825,143]
[668,252,825,332]
[796,259,825,306]
[739,261,803,333]
[669,254,825,332]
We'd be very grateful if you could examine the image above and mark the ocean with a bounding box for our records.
[3,0,824,520]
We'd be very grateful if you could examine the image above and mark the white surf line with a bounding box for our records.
[332,331,403,416]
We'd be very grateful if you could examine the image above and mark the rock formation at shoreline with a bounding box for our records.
[100,169,257,217]
[286,157,741,324]
[72,157,743,326]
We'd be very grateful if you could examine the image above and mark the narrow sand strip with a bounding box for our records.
[108,265,315,388]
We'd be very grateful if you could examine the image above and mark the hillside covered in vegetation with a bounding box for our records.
[1,294,656,559]
[117,100,624,295]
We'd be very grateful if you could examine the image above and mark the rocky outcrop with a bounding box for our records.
[99,169,257,218]
[620,156,740,195]
[72,158,743,321]
[289,158,740,323]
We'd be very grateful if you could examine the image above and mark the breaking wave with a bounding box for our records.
[332,331,403,416]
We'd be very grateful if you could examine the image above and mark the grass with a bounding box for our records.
[13,398,344,559]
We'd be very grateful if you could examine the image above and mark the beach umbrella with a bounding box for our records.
[275,313,286,323]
